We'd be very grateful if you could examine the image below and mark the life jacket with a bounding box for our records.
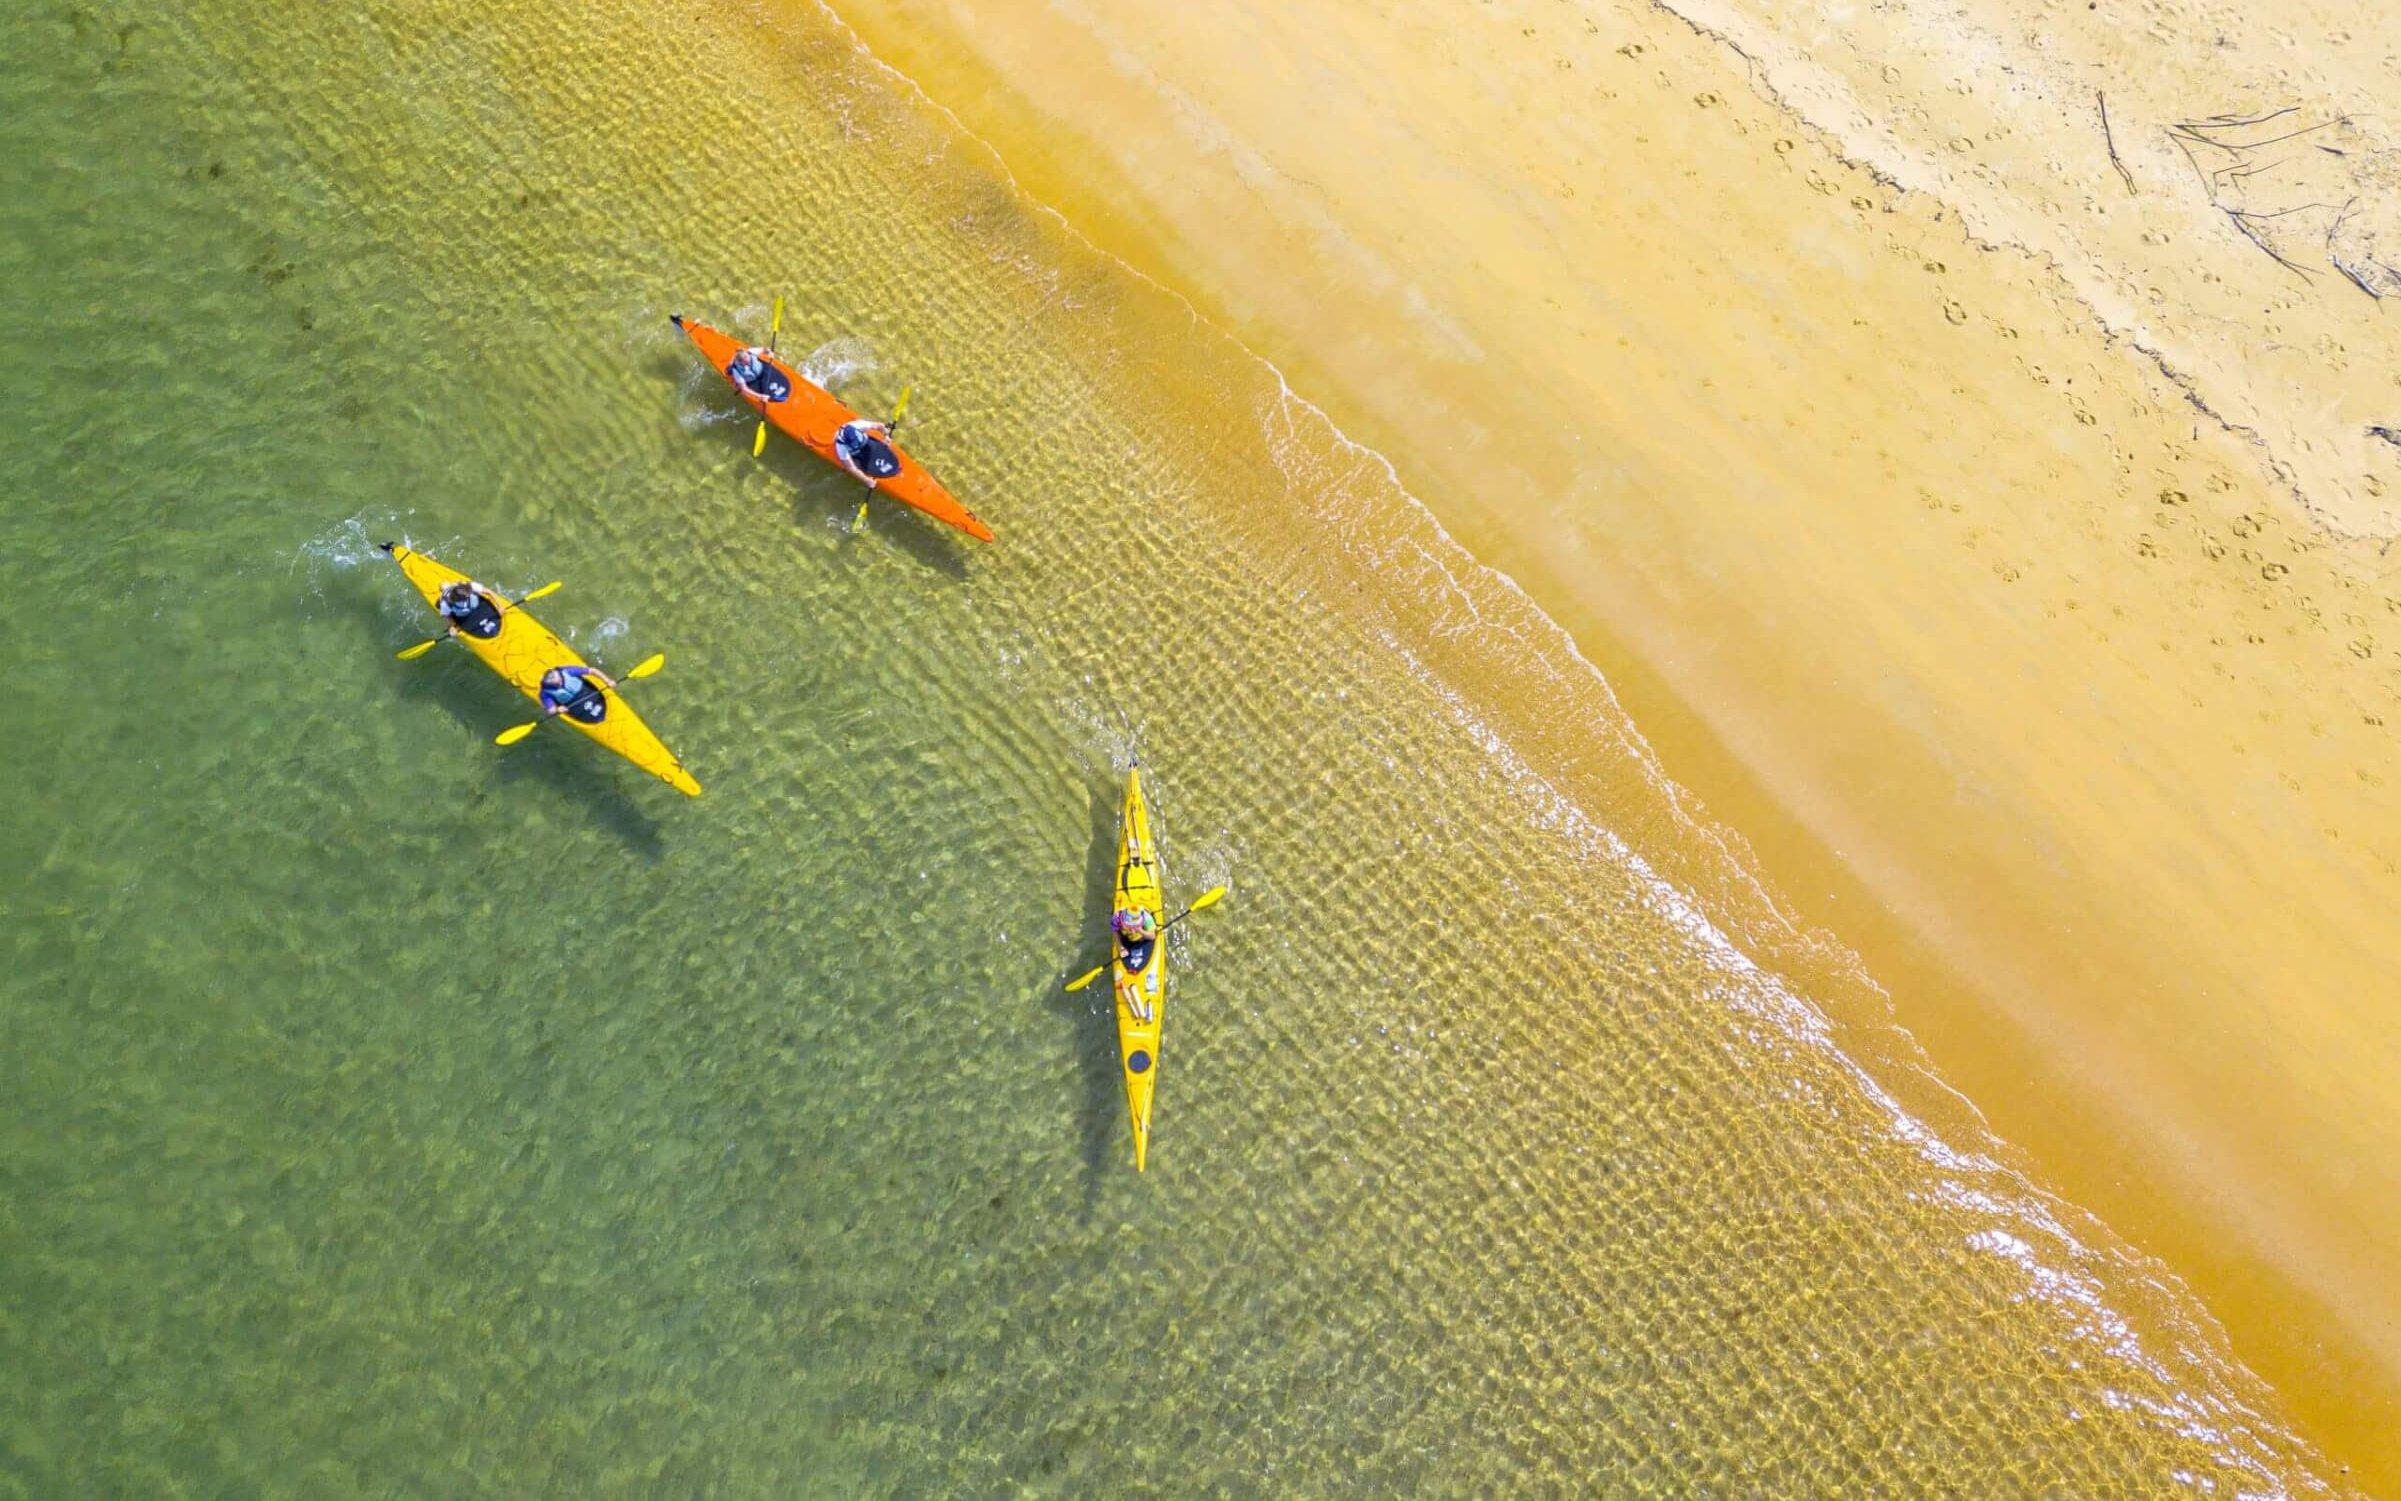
[836,424,902,479]
[442,592,504,639]
[542,670,608,723]
[730,355,791,403]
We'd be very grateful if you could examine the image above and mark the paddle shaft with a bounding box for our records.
[752,297,785,456]
[851,388,912,530]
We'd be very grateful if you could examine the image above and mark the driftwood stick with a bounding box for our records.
[2243,200,2340,219]
[2169,123,2241,157]
[2098,91,2136,194]
[2225,157,2290,183]
[2227,120,2339,151]
[2326,198,2385,301]
[2226,209,2315,281]
[2194,105,2299,131]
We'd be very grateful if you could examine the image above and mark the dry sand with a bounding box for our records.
[825,0,2401,1480]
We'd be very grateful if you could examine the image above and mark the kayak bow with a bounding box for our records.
[382,543,701,796]
[669,314,994,543]
[1114,761,1166,1171]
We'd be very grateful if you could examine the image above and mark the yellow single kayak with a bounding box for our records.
[1113,762,1166,1170]
[382,543,701,796]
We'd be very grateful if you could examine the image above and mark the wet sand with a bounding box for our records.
[830,0,2401,1482]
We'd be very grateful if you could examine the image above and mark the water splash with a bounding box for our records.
[799,335,876,392]
[586,615,631,654]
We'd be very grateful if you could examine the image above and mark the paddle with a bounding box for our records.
[751,295,785,458]
[850,384,911,534]
[494,653,665,746]
[1062,885,1228,993]
[394,580,562,660]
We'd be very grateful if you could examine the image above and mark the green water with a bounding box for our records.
[0,0,2347,1493]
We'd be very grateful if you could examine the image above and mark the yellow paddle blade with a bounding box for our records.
[768,294,784,341]
[851,494,872,532]
[395,638,441,661]
[892,384,912,424]
[1188,884,1228,914]
[1063,964,1109,994]
[621,652,665,681]
[495,721,541,746]
[752,418,769,457]
[517,580,562,604]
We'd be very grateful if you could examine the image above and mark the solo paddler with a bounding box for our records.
[537,664,614,726]
[1113,907,1161,1020]
[435,579,507,640]
[1114,907,1159,965]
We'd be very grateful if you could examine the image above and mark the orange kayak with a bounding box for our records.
[670,315,994,543]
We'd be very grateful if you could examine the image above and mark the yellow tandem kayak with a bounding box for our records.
[382,543,701,797]
[1114,761,1166,1171]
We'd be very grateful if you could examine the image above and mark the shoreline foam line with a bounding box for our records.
[807,0,2335,1482]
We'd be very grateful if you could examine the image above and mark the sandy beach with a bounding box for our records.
[832,0,2401,1481]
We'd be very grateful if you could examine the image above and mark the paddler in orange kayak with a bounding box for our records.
[832,417,904,483]
[725,344,793,407]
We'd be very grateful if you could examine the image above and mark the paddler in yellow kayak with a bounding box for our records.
[537,664,617,726]
[1112,906,1161,1022]
[434,578,507,641]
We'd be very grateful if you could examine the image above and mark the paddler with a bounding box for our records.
[725,345,792,406]
[833,417,904,483]
[436,579,507,640]
[537,664,615,725]
[1113,907,1159,969]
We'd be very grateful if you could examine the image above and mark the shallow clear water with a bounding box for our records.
[0,0,2345,1493]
